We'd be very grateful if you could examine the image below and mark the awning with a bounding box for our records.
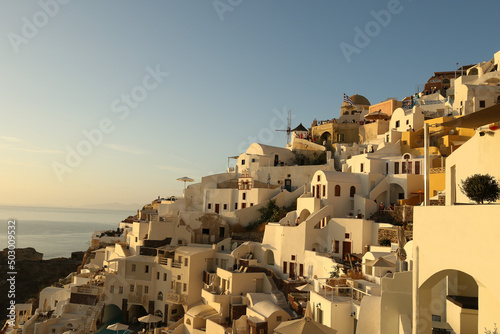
[440,104,500,128]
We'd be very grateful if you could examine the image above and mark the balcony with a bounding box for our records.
[171,261,182,269]
[128,293,148,304]
[165,292,187,304]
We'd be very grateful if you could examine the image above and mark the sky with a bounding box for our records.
[1,0,499,208]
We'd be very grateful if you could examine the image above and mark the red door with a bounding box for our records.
[215,204,220,214]
[342,241,351,260]
[289,262,295,279]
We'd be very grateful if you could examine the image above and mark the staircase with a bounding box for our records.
[84,301,105,334]
[267,276,288,309]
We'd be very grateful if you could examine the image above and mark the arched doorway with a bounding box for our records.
[417,269,479,334]
[298,209,310,224]
[319,131,332,145]
[264,249,275,266]
[390,183,405,205]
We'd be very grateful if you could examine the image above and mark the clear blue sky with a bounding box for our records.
[1,0,498,207]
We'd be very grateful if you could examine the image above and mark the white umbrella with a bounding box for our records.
[296,284,314,292]
[139,314,162,333]
[138,315,162,323]
[107,323,129,334]
[396,226,407,271]
[177,176,194,189]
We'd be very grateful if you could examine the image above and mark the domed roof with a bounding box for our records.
[342,94,371,106]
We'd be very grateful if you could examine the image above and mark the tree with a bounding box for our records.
[459,174,500,204]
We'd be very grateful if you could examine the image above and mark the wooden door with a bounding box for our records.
[289,262,295,279]
[215,204,220,214]
[342,241,351,260]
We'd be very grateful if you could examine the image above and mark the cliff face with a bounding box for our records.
[0,249,81,321]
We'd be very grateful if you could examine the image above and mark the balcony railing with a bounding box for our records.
[430,167,445,174]
[171,261,182,269]
[165,292,187,303]
[128,293,148,304]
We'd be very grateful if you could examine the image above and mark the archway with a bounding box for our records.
[298,209,310,224]
[319,131,332,145]
[389,183,405,205]
[264,249,275,266]
[417,269,479,334]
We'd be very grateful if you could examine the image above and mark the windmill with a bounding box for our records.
[275,110,292,145]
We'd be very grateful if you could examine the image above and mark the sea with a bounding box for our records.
[0,205,135,259]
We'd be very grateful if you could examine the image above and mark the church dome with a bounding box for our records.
[342,94,371,106]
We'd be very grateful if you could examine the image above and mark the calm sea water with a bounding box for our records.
[0,205,134,259]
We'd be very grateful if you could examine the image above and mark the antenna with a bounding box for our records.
[275,110,292,145]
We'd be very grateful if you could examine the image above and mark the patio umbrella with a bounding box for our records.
[364,257,396,268]
[296,284,314,292]
[365,111,390,121]
[139,314,162,333]
[107,323,129,334]
[176,176,194,189]
[396,226,407,271]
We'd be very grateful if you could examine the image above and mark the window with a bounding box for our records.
[394,162,399,174]
[335,185,341,197]
[235,203,238,210]
[202,228,210,235]
[251,158,256,162]
[163,273,167,281]
[334,240,339,253]
[145,265,149,273]
[317,175,320,182]
[415,161,421,175]
[360,163,364,172]
[110,285,115,293]
[242,193,246,200]
[406,119,409,125]
[322,185,326,197]
[207,203,212,210]
[345,233,350,239]
[283,261,287,274]
[177,275,181,280]
[130,285,135,293]
[395,120,400,128]
[277,316,282,322]
[241,159,245,165]
[156,272,160,280]
[312,186,315,197]
[184,258,188,266]
[131,264,136,272]
[402,162,407,174]
[480,100,486,108]
[350,186,356,198]
[250,203,254,206]
[119,286,123,294]
[157,292,163,301]
[385,163,389,175]
[223,204,227,210]
[144,286,149,294]
[183,283,187,292]
[291,255,296,261]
